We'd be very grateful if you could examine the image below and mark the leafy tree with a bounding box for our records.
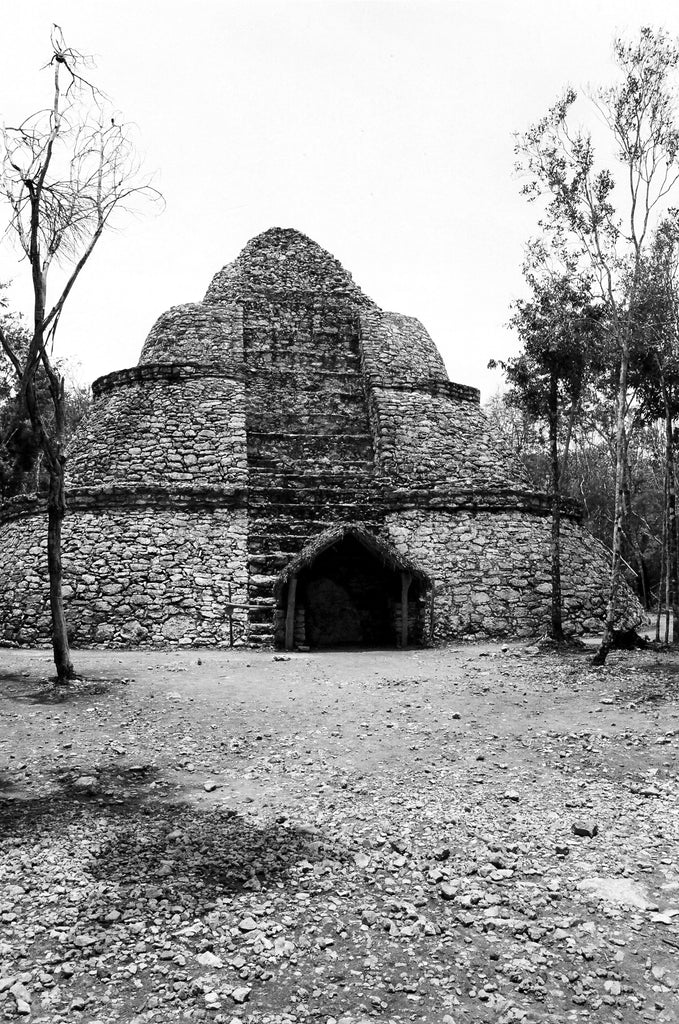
[0,27,160,680]
[515,27,679,663]
[489,362,670,623]
[629,216,679,640]
[1,343,90,500]
[0,298,32,493]
[491,272,604,640]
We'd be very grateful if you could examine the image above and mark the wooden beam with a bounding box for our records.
[285,575,298,651]
[400,572,412,649]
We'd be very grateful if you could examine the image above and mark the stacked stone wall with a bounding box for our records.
[0,508,249,647]
[139,302,243,365]
[368,388,533,492]
[385,510,642,640]
[0,502,643,647]
[357,310,528,496]
[67,375,247,489]
[359,311,450,385]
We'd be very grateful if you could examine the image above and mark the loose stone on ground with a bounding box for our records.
[0,643,677,1023]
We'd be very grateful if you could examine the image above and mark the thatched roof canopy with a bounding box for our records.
[274,523,429,595]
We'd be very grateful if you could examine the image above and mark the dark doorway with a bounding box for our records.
[296,535,415,648]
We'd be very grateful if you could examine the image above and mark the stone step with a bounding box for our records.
[248,505,337,519]
[247,488,374,507]
[248,506,378,524]
[248,429,372,439]
[248,535,317,553]
[244,356,364,376]
[248,574,278,587]
[247,623,275,646]
[248,517,335,533]
[253,400,370,413]
[248,456,374,472]
[251,421,372,439]
[243,349,362,372]
[248,455,374,470]
[248,467,374,482]
[248,475,374,490]
[248,512,382,532]
[252,390,368,405]
[248,542,317,559]
[248,553,290,572]
[246,560,301,579]
[249,606,277,625]
[247,439,374,460]
[249,531,390,555]
[248,621,276,633]
[248,484,376,498]
[247,480,374,495]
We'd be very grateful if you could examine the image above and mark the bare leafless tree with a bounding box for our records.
[0,26,162,680]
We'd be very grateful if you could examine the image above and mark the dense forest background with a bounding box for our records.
[484,386,675,615]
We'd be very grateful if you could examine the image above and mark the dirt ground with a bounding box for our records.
[0,641,678,1024]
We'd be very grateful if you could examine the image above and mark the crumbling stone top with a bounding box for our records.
[203,227,377,308]
[138,302,243,366]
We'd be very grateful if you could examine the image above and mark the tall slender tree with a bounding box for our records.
[515,28,679,663]
[0,27,160,680]
[631,216,679,642]
[492,271,603,640]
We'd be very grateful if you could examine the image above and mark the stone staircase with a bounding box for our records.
[246,466,378,646]
[243,315,377,646]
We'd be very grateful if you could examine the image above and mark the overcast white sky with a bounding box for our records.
[4,0,679,401]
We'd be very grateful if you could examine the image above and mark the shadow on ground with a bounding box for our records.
[0,790,329,908]
[0,673,129,704]
[0,757,189,818]
[612,660,679,708]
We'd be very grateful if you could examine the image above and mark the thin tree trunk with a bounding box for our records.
[670,438,678,647]
[656,493,666,642]
[662,459,671,644]
[592,337,630,665]
[23,347,75,681]
[674,454,679,644]
[633,548,648,609]
[548,372,564,640]
[660,379,678,645]
[47,461,74,682]
[622,450,650,610]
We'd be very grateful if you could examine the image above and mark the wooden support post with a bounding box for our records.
[285,575,298,651]
[400,572,412,649]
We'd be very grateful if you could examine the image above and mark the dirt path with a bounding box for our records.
[0,642,678,1023]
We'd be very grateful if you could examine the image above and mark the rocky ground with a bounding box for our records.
[0,641,678,1024]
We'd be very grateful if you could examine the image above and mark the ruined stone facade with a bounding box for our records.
[0,228,641,648]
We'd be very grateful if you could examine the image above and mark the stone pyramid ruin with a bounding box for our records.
[0,227,640,648]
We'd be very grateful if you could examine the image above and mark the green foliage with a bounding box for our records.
[494,273,605,430]
[0,305,90,499]
[512,28,679,649]
[628,215,679,424]
[517,27,679,295]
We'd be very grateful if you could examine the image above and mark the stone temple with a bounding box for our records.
[0,228,639,649]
